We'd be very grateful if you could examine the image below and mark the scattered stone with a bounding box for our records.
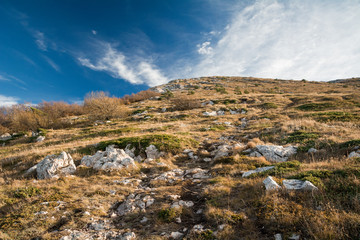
[36,136,45,142]
[175,217,182,223]
[121,232,136,240]
[247,145,297,162]
[203,111,217,116]
[308,148,318,153]
[288,233,300,240]
[212,144,232,160]
[185,168,209,179]
[203,157,212,162]
[242,166,275,177]
[348,150,360,159]
[0,133,11,141]
[35,211,48,215]
[169,194,181,200]
[171,200,194,209]
[145,145,161,160]
[283,179,318,191]
[81,145,137,171]
[171,231,184,239]
[274,233,282,240]
[201,100,214,106]
[117,194,154,216]
[229,110,239,114]
[192,224,204,233]
[125,144,136,158]
[140,216,148,223]
[151,169,184,183]
[216,110,225,115]
[263,176,281,191]
[27,152,76,179]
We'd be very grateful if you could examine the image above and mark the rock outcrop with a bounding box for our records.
[348,150,360,159]
[283,179,318,191]
[263,176,281,190]
[27,152,76,179]
[116,194,154,216]
[242,166,275,177]
[0,133,12,141]
[81,145,137,170]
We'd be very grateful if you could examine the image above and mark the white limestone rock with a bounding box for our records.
[31,152,76,179]
[263,176,281,191]
[185,168,209,179]
[307,148,318,153]
[0,133,12,141]
[283,179,318,191]
[203,111,217,116]
[171,232,184,239]
[151,169,184,183]
[120,232,136,240]
[145,144,161,160]
[117,194,154,216]
[212,144,232,160]
[81,145,136,171]
[36,136,45,142]
[348,150,360,159]
[242,166,275,178]
[248,145,297,162]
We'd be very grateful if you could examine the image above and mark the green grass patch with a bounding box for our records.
[297,102,336,111]
[259,102,278,109]
[340,139,360,149]
[12,186,42,199]
[286,131,319,144]
[311,112,359,122]
[158,208,180,223]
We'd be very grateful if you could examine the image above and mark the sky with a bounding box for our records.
[1,0,360,106]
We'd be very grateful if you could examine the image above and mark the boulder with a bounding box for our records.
[248,145,297,162]
[31,152,76,179]
[263,176,281,191]
[0,133,12,141]
[185,168,209,179]
[81,145,136,171]
[171,232,184,239]
[203,111,217,116]
[242,166,275,177]
[283,179,318,191]
[212,144,232,160]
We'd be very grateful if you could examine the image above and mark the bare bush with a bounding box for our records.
[122,90,160,104]
[84,91,127,120]
[170,96,202,111]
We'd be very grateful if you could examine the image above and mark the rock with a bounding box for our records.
[203,111,217,116]
[201,100,214,106]
[230,110,239,114]
[203,158,212,162]
[192,224,204,233]
[171,200,194,209]
[185,168,209,179]
[161,107,167,112]
[274,233,282,240]
[242,166,275,177]
[348,150,360,159]
[117,194,154,216]
[151,169,184,183]
[0,133,11,141]
[240,118,247,128]
[212,144,232,160]
[36,136,45,142]
[30,152,76,179]
[121,232,136,240]
[263,176,281,191]
[216,110,225,115]
[32,131,39,137]
[248,145,297,162]
[283,179,318,191]
[171,231,183,239]
[145,145,160,160]
[81,145,136,171]
[140,216,148,223]
[175,217,182,223]
[125,144,136,158]
[34,211,48,215]
[288,234,300,240]
[308,148,318,153]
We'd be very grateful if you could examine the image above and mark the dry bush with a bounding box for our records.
[84,91,128,120]
[122,90,160,104]
[38,101,83,118]
[8,105,45,131]
[170,95,202,111]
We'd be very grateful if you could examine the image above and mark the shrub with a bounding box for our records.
[13,186,42,198]
[158,208,180,222]
[84,91,127,120]
[170,96,201,111]
[122,90,160,104]
[311,111,359,122]
[215,85,227,94]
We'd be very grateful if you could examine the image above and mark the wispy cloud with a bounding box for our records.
[191,0,360,81]
[0,95,19,107]
[43,55,61,72]
[78,43,168,86]
[34,31,47,51]
[0,74,10,81]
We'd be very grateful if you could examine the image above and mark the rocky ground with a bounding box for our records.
[0,76,360,239]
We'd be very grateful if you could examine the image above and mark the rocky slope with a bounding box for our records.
[0,76,360,240]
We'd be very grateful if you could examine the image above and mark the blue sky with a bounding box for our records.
[1,0,360,106]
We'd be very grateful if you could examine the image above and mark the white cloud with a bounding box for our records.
[92,30,97,35]
[78,43,168,86]
[34,31,47,51]
[197,41,213,55]
[0,74,10,81]
[192,0,360,81]
[43,55,61,72]
[0,95,19,107]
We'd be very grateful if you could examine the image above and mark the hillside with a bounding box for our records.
[1,76,360,240]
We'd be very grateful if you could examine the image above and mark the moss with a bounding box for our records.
[197,230,216,240]
[297,102,335,111]
[96,134,198,155]
[215,85,228,94]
